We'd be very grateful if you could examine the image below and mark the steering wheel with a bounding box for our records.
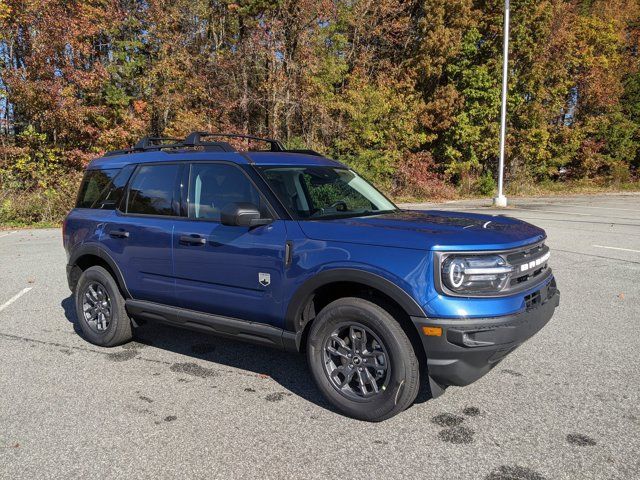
[309,200,349,217]
[328,200,348,212]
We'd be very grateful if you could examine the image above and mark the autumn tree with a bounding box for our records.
[1,0,640,224]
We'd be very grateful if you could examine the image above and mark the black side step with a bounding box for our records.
[125,300,298,351]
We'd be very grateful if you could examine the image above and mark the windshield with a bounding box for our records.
[258,166,397,220]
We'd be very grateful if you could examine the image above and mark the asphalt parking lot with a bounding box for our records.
[1,193,639,480]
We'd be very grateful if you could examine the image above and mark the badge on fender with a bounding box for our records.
[259,272,271,287]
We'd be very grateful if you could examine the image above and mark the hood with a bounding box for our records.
[297,209,546,251]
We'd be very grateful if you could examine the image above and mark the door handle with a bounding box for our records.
[108,229,129,239]
[179,234,206,246]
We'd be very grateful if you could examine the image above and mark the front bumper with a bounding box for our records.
[412,279,559,387]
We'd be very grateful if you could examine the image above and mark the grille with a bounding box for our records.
[506,242,550,291]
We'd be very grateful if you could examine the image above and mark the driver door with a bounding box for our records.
[172,162,288,327]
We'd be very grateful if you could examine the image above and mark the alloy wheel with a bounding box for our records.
[82,282,112,333]
[322,322,390,400]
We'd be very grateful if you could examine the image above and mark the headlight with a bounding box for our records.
[437,243,552,297]
[442,254,513,294]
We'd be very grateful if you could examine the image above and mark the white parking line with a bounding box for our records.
[0,287,33,313]
[593,245,640,254]
[0,231,16,238]
[561,203,640,212]
[509,207,593,216]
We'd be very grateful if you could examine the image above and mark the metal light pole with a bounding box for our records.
[493,0,510,207]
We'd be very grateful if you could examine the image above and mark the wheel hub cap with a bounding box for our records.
[322,323,390,400]
[82,282,111,333]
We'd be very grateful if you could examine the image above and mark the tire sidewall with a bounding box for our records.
[75,266,124,346]
[307,299,414,421]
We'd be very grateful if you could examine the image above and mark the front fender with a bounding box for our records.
[284,267,427,333]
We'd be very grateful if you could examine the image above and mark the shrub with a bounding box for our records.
[609,161,631,185]
[475,171,496,196]
[0,173,82,226]
[0,126,84,226]
[393,152,456,200]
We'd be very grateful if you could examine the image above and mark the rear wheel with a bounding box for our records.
[75,266,132,347]
[306,297,420,421]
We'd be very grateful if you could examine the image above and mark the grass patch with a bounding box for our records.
[0,220,60,229]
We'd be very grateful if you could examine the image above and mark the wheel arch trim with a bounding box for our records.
[68,244,132,298]
[284,268,426,333]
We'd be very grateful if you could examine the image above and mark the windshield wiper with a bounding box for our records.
[306,209,397,220]
[358,209,397,217]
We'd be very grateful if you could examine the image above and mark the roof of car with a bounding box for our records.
[245,151,346,167]
[88,150,346,170]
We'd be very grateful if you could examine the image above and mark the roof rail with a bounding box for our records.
[134,136,182,150]
[184,132,286,152]
[104,132,322,157]
[284,149,322,157]
[104,134,236,157]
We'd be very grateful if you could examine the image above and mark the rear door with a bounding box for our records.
[172,162,288,326]
[100,163,182,306]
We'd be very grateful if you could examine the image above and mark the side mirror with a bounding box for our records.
[220,202,272,227]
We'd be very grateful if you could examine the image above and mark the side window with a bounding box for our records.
[99,164,136,210]
[188,163,267,221]
[76,169,119,208]
[126,164,180,216]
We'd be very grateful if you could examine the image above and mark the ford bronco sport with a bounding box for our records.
[63,132,559,421]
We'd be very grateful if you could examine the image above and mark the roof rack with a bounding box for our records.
[104,132,322,157]
[134,137,182,149]
[104,134,236,157]
[104,136,186,157]
[183,132,286,152]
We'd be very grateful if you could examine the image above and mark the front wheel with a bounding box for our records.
[306,297,420,421]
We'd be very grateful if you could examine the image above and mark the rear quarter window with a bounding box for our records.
[75,165,135,209]
[76,169,119,208]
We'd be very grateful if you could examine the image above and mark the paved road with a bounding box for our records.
[1,193,639,480]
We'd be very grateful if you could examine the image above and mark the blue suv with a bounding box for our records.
[63,132,559,421]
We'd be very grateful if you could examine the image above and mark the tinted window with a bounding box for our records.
[98,164,136,210]
[188,164,267,221]
[76,169,119,208]
[127,164,180,216]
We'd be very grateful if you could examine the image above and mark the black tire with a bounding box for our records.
[75,265,132,347]
[306,297,420,421]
